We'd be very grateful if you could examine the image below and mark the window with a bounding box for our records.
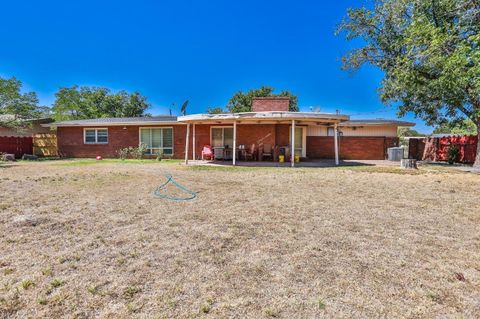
[211,127,233,148]
[84,128,108,144]
[140,127,173,155]
[327,127,335,136]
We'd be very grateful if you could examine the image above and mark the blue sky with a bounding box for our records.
[0,0,432,133]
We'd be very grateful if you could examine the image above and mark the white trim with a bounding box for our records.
[83,128,108,144]
[192,123,196,161]
[291,120,295,167]
[210,125,234,148]
[334,123,339,165]
[289,125,307,158]
[185,123,190,165]
[138,126,174,156]
[233,121,237,166]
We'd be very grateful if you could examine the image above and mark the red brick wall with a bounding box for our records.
[58,124,400,160]
[307,136,399,160]
[57,125,190,158]
[252,97,290,112]
[275,124,290,146]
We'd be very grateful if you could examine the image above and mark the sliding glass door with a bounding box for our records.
[211,127,233,148]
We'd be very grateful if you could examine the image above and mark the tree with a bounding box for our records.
[433,119,477,135]
[398,127,423,137]
[207,107,225,114]
[337,0,480,167]
[398,127,424,146]
[226,86,299,113]
[52,86,151,121]
[0,76,43,127]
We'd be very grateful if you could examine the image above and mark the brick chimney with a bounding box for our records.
[251,97,290,112]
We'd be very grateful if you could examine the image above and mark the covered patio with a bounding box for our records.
[178,111,349,167]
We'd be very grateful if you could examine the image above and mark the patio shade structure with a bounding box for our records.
[179,111,349,167]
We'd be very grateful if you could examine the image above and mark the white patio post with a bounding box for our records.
[184,123,190,165]
[192,123,196,161]
[334,123,339,166]
[233,120,237,166]
[291,119,295,167]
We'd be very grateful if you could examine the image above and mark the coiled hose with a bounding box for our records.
[153,174,197,200]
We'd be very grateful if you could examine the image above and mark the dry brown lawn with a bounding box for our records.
[0,160,479,318]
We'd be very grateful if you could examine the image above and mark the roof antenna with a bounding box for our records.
[170,103,175,116]
[180,100,189,116]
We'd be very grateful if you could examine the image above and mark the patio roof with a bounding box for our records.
[181,111,344,167]
[178,111,349,124]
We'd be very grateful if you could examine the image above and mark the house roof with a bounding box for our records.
[46,114,415,128]
[178,111,350,123]
[340,119,415,127]
[0,114,53,123]
[46,116,180,127]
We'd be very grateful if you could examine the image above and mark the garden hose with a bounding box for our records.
[153,173,197,201]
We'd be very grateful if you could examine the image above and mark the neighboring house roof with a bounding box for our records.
[340,119,415,127]
[47,116,179,127]
[0,114,53,124]
[178,111,350,123]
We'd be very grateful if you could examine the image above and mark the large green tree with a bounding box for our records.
[227,86,299,113]
[433,119,477,135]
[0,76,45,127]
[338,0,480,167]
[52,86,151,121]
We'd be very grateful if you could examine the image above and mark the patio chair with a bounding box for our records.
[244,144,257,161]
[261,143,273,161]
[201,145,214,160]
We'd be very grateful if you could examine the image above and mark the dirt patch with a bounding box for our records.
[0,161,479,318]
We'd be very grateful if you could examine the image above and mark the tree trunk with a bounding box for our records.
[474,122,480,169]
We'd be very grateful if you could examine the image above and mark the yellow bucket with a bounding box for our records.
[278,155,285,163]
[294,155,300,163]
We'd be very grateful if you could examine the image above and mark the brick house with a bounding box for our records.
[49,97,414,164]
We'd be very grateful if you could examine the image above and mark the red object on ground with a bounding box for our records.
[96,156,102,160]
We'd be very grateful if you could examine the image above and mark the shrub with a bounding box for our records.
[447,145,459,165]
[156,150,164,161]
[116,144,148,160]
[131,144,147,160]
[117,147,130,160]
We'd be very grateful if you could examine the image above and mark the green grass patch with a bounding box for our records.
[56,158,182,166]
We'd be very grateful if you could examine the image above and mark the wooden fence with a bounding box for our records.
[409,135,478,163]
[33,133,58,157]
[0,136,33,158]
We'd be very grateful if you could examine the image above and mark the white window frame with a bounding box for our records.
[139,127,174,156]
[83,128,108,144]
[210,126,234,148]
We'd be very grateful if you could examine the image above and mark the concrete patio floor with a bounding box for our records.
[185,159,401,168]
